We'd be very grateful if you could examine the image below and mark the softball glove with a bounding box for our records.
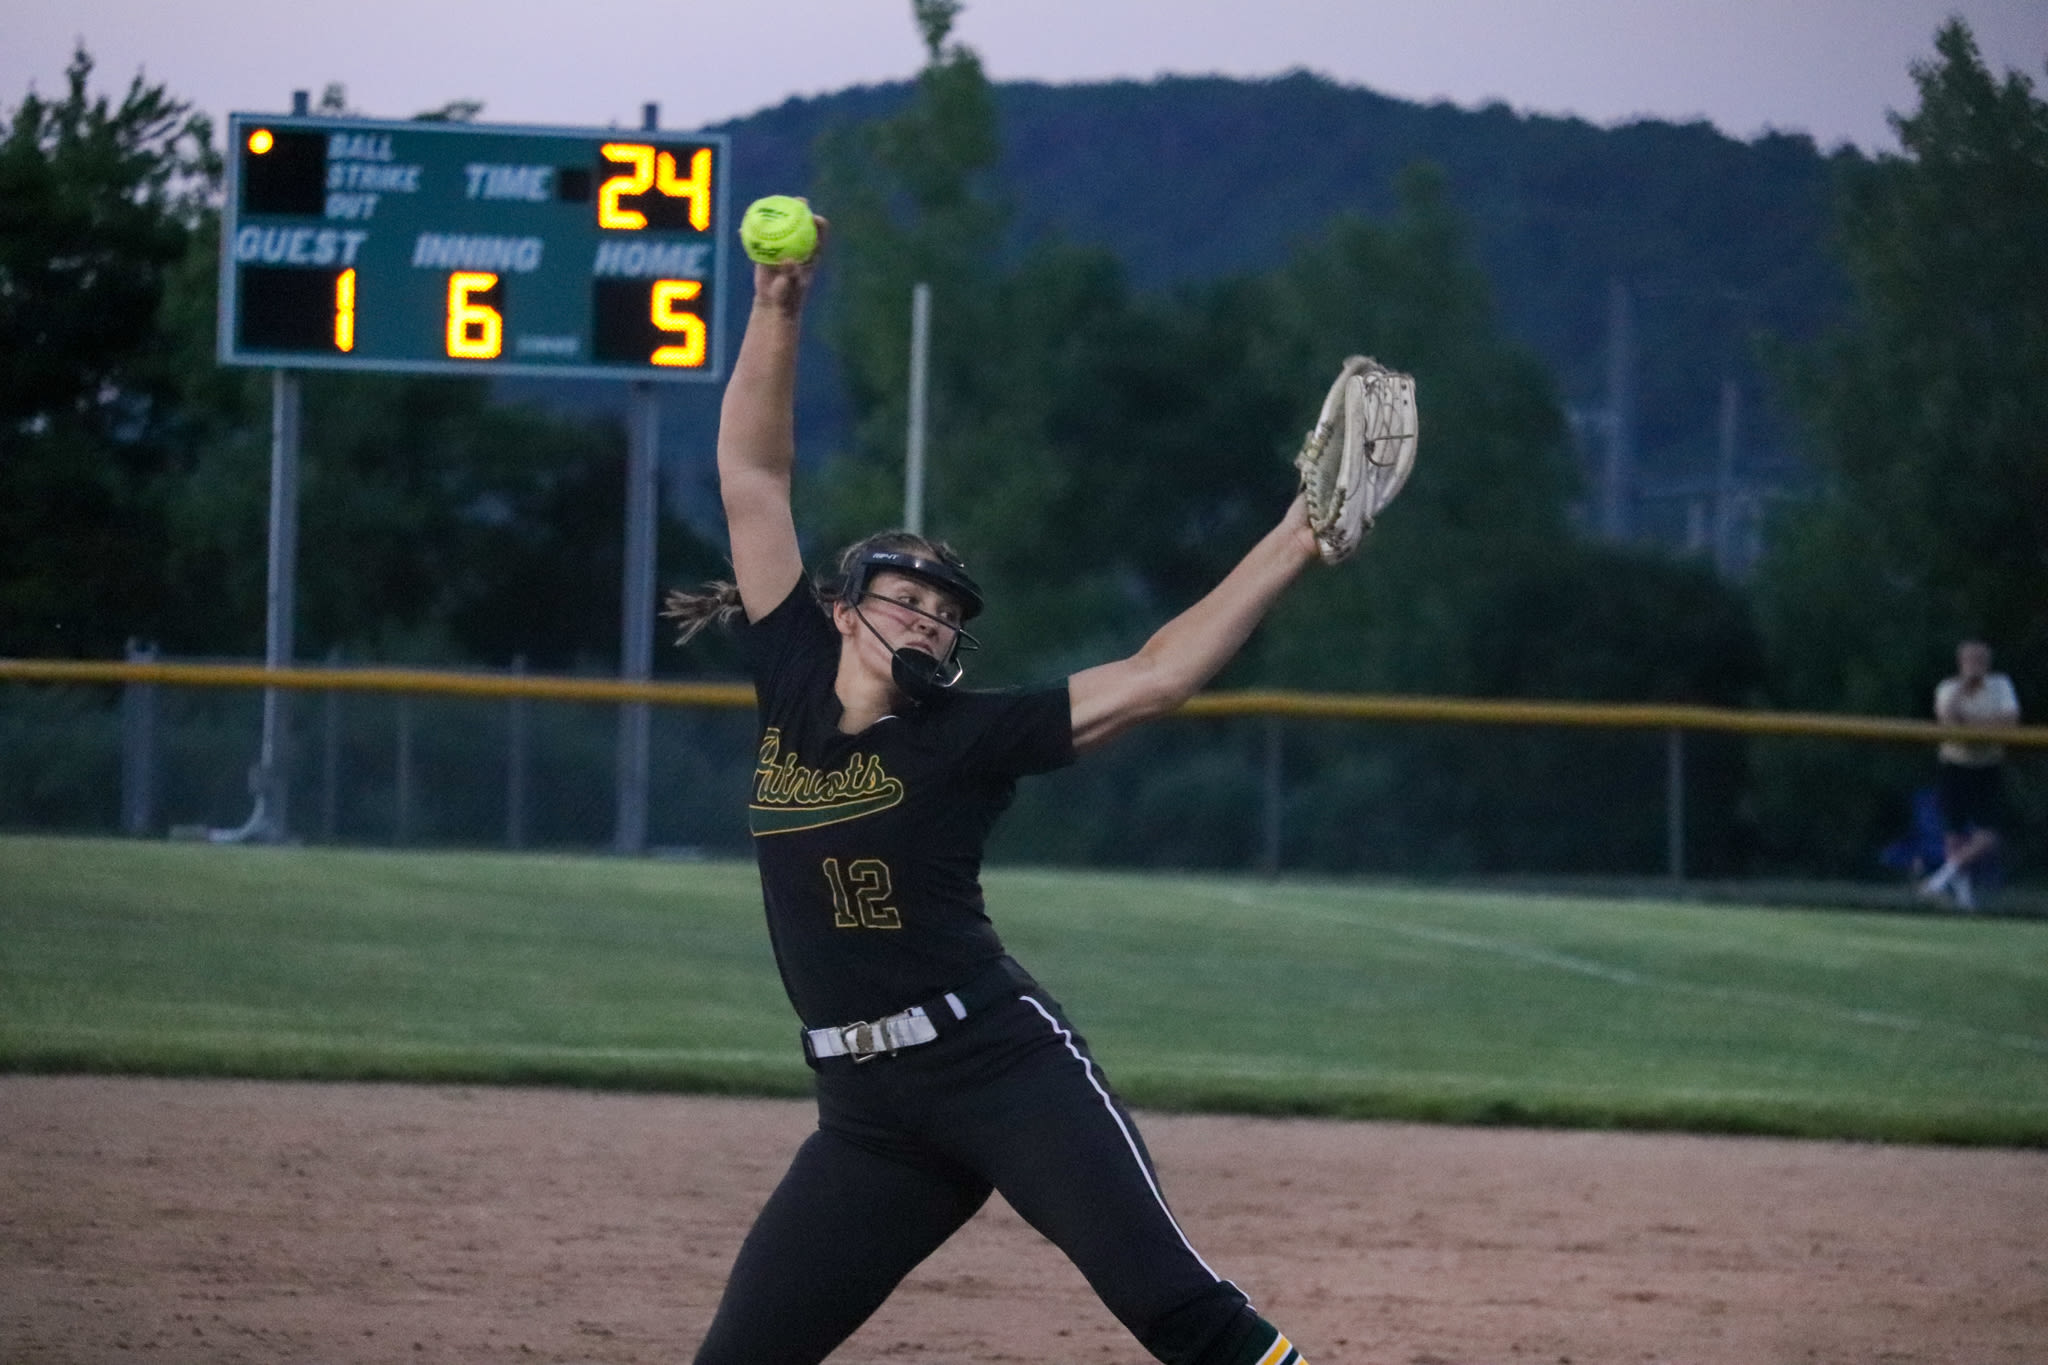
[1293,355,1418,564]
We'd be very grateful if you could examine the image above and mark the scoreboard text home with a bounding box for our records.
[219,114,733,382]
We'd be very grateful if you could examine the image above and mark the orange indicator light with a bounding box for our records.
[334,268,356,352]
[248,128,274,155]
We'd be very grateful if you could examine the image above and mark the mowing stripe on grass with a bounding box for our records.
[12,1023,801,1070]
[1207,883,2048,1057]
[8,840,2043,1142]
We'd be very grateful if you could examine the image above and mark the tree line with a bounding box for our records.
[1,13,2040,877]
[705,46,1851,526]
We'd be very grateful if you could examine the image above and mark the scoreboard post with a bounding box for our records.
[219,114,731,381]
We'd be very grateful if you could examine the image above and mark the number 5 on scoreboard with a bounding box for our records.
[591,276,713,369]
[650,279,705,367]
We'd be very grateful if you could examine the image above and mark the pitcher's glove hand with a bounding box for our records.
[1293,355,1418,564]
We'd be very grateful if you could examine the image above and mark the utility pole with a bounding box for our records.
[1601,278,1635,543]
[1714,377,1741,578]
[904,282,931,534]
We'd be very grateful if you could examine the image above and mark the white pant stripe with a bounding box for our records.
[1018,994,1223,1283]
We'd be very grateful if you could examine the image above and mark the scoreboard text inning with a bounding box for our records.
[218,114,732,382]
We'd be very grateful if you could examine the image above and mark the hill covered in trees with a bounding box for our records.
[698,69,1854,535]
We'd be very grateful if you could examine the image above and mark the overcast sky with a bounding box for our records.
[5,0,2043,153]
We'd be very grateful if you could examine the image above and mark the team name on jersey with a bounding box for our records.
[749,728,905,835]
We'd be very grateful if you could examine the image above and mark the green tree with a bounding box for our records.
[1764,21,2048,707]
[153,361,705,671]
[1753,21,2048,872]
[809,0,1157,679]
[1233,174,1761,876]
[811,0,1007,520]
[0,47,218,657]
[1251,167,1579,696]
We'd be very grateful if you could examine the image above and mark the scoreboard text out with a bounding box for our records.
[218,115,731,381]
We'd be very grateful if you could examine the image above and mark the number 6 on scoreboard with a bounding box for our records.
[446,271,503,360]
[649,279,706,368]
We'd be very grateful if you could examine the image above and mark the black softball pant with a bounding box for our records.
[692,989,1255,1365]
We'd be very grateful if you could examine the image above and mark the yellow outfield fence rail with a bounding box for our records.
[1182,689,2048,746]
[0,659,754,709]
[3,657,2044,748]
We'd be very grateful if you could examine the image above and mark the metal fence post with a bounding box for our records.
[1261,715,1284,878]
[120,639,158,836]
[1666,726,1686,883]
[507,655,529,850]
[395,694,414,846]
[321,646,342,842]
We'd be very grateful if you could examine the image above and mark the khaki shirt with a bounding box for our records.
[1935,672,2020,767]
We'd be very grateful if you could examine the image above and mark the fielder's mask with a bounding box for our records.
[841,547,984,706]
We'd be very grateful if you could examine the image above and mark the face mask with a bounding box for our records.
[838,547,984,708]
[846,592,972,707]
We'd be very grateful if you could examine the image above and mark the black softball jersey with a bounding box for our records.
[734,583,1076,1030]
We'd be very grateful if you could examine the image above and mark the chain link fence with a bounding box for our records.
[3,655,2042,910]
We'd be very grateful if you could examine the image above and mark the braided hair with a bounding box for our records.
[662,530,971,647]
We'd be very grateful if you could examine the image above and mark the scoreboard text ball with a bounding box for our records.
[219,114,732,382]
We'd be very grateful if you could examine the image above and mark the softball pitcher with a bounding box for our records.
[666,211,1402,1365]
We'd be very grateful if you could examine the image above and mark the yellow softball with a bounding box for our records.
[739,195,818,265]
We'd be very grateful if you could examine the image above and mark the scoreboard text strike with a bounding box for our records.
[218,114,732,382]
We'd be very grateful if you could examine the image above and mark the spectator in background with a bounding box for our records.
[1918,640,2021,910]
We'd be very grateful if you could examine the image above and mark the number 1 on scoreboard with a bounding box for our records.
[334,268,356,352]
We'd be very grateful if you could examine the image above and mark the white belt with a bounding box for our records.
[804,993,969,1062]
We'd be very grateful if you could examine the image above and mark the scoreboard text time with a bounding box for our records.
[219,115,731,381]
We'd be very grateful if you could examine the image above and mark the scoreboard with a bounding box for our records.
[218,114,732,382]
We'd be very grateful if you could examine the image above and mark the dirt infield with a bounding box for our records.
[3,1076,2044,1364]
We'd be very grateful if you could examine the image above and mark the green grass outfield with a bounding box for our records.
[3,834,2044,1145]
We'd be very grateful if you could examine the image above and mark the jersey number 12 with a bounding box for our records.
[823,857,901,930]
